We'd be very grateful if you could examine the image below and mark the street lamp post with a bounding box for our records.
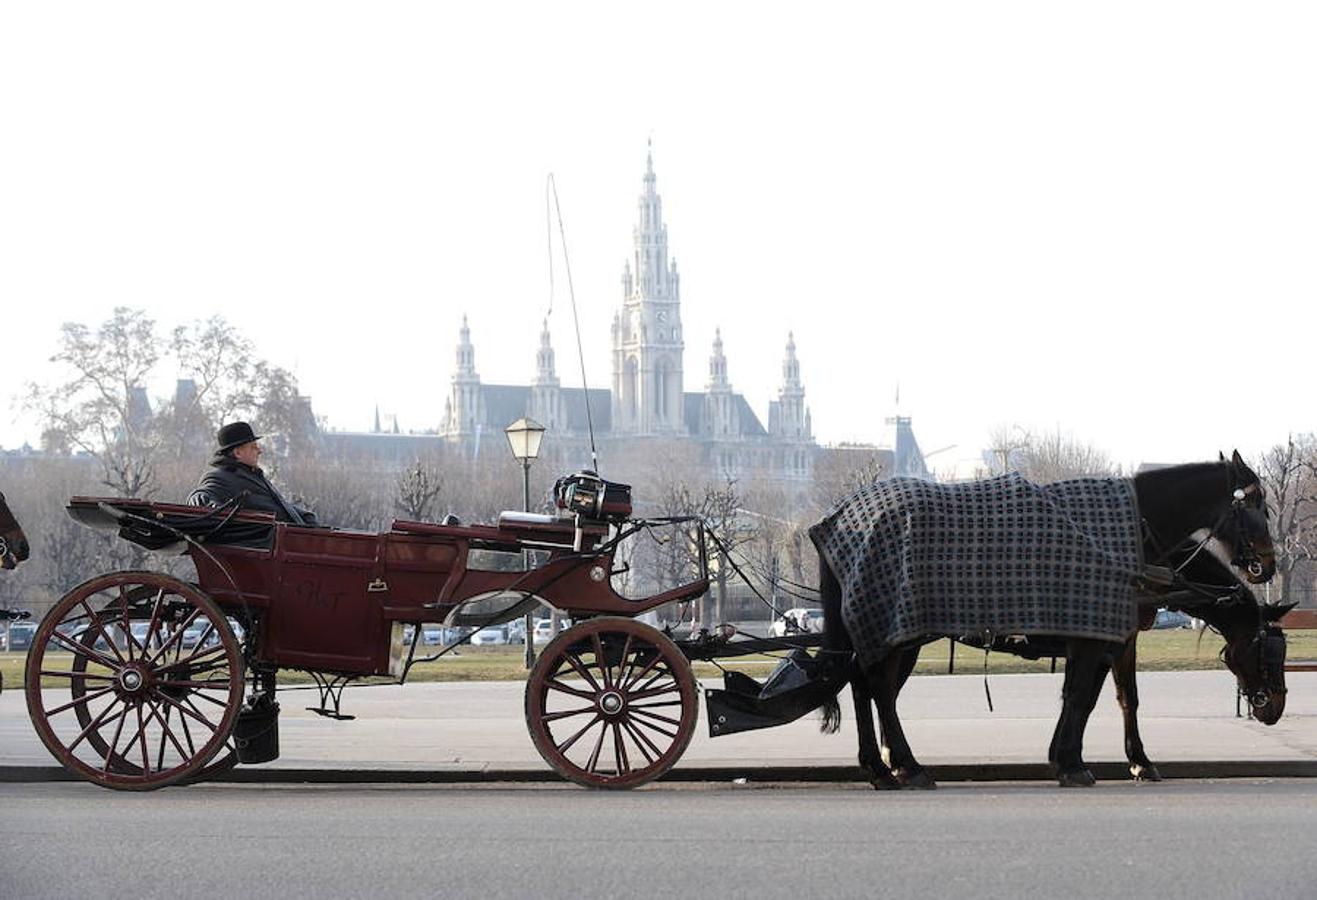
[505,417,546,670]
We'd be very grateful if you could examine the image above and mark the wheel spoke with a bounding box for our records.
[176,700,197,757]
[135,704,151,776]
[79,601,128,667]
[541,706,597,723]
[152,691,219,733]
[145,697,189,770]
[611,722,630,775]
[545,678,597,701]
[155,679,234,692]
[585,720,607,773]
[68,699,126,752]
[46,686,116,718]
[615,634,635,690]
[102,702,130,774]
[556,714,602,754]
[627,683,681,702]
[146,605,203,667]
[628,713,678,740]
[621,718,660,764]
[39,670,116,682]
[157,644,228,673]
[591,634,612,690]
[629,706,681,728]
[563,652,603,693]
[623,649,664,691]
[49,630,119,671]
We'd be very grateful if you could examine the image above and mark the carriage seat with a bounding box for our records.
[495,511,607,546]
[497,511,572,534]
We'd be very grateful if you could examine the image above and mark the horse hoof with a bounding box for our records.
[1130,764,1162,783]
[1058,768,1097,788]
[869,777,903,791]
[895,768,937,790]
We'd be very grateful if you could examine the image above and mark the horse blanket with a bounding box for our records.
[809,474,1144,666]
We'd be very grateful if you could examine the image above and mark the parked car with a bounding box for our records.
[533,618,555,644]
[5,622,37,651]
[470,625,508,646]
[770,608,825,637]
[1153,608,1194,629]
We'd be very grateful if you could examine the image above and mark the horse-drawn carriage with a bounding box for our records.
[21,455,1291,792]
[23,472,827,791]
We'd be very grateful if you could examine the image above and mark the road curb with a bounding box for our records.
[5,759,1317,786]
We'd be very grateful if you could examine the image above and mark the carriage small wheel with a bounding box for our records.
[24,571,244,791]
[525,617,698,789]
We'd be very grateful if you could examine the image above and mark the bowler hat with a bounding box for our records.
[216,421,261,453]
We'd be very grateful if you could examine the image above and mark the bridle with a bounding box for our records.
[1228,623,1287,710]
[1144,471,1270,582]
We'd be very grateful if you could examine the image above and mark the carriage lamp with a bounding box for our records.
[505,417,546,669]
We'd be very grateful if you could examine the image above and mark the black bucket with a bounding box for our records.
[233,699,280,764]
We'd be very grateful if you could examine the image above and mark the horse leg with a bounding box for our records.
[850,658,901,789]
[1051,640,1115,787]
[875,648,934,789]
[1111,636,1160,782]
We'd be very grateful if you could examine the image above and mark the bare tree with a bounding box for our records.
[27,307,164,497]
[811,445,892,511]
[1017,428,1118,482]
[396,456,443,521]
[1259,435,1317,606]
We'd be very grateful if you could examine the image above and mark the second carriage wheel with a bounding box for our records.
[25,571,244,790]
[525,616,698,789]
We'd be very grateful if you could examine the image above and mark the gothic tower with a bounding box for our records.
[442,315,484,437]
[530,319,566,431]
[611,143,685,435]
[703,328,738,439]
[769,332,811,441]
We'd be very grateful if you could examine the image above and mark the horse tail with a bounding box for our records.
[819,694,842,734]
[813,527,849,735]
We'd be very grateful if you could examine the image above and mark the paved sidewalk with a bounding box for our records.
[3,670,1315,783]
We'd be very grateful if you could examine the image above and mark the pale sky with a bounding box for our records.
[4,2,1314,474]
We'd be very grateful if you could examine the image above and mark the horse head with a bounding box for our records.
[1217,450,1275,584]
[1215,598,1292,725]
[0,491,30,570]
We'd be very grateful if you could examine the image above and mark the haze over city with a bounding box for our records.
[4,2,1313,473]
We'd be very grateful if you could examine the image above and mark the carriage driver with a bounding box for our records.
[188,421,318,526]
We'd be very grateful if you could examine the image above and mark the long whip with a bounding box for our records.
[546,173,599,473]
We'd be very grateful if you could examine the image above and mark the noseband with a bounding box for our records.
[1238,625,1287,709]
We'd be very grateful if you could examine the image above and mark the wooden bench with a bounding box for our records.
[1282,608,1317,673]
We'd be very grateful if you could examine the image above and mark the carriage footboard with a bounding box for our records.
[703,646,846,737]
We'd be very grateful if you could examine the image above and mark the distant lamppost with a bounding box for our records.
[505,417,546,669]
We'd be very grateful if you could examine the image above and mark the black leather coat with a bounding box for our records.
[188,455,318,526]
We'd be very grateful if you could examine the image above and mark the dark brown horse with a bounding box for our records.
[817,452,1277,789]
[0,490,30,570]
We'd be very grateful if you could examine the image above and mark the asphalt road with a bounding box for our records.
[2,780,1315,899]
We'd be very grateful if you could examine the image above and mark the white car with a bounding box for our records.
[470,626,508,646]
[770,608,825,637]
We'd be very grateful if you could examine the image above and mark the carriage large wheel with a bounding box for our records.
[25,571,244,790]
[525,617,698,789]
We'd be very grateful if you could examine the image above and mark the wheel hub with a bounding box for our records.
[116,663,151,698]
[598,690,625,716]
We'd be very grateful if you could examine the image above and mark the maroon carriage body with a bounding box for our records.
[67,498,708,678]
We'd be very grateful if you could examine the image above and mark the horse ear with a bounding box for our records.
[1219,451,1226,462]
[1232,449,1245,467]
[1264,601,1298,623]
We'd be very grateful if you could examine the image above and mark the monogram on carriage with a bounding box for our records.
[21,447,1290,792]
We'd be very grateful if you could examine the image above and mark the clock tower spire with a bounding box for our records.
[611,140,684,435]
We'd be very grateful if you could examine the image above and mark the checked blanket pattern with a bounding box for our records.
[809,474,1144,666]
